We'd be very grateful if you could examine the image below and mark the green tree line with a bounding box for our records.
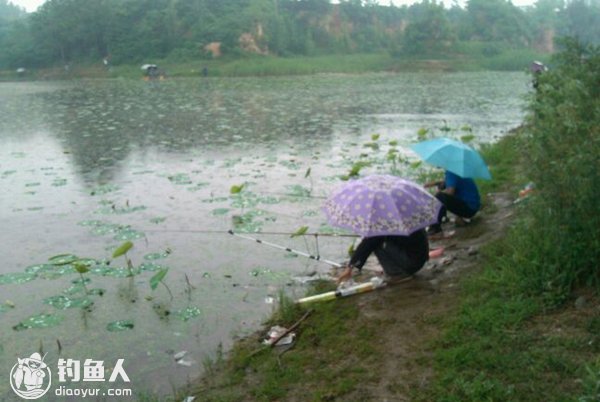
[1,0,600,69]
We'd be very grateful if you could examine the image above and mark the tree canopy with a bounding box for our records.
[1,0,600,69]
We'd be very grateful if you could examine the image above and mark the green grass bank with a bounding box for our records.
[1,47,549,81]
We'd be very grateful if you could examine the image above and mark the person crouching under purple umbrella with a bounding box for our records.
[337,229,429,283]
[424,170,481,236]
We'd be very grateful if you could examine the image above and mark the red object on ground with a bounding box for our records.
[429,247,444,259]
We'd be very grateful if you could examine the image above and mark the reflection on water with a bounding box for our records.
[0,72,528,397]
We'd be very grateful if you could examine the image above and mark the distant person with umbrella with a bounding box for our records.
[411,137,491,236]
[322,175,442,283]
[530,61,547,90]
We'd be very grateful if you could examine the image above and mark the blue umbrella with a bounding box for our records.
[411,137,492,180]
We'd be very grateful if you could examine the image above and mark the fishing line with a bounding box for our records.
[253,190,328,200]
[141,228,357,237]
[228,230,344,268]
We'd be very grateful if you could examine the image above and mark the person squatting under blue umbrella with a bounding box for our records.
[424,169,481,236]
[410,138,490,237]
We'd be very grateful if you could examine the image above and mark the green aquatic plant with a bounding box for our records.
[304,167,314,194]
[184,273,196,301]
[230,183,250,224]
[230,208,275,233]
[151,302,171,319]
[89,184,119,196]
[44,295,93,310]
[13,313,64,331]
[26,262,75,279]
[106,320,134,332]
[291,225,314,255]
[49,254,79,266]
[150,268,173,300]
[417,127,429,140]
[112,241,135,276]
[78,220,145,241]
[363,142,379,150]
[440,121,452,132]
[290,226,309,238]
[52,178,67,186]
[461,134,475,143]
[230,184,244,194]
[0,300,15,313]
[173,306,201,322]
[96,202,147,215]
[341,161,370,181]
[143,249,171,261]
[149,216,167,224]
[211,208,230,216]
[167,173,192,185]
[348,240,356,258]
[73,261,92,295]
[386,148,400,174]
[0,272,36,284]
[285,184,311,198]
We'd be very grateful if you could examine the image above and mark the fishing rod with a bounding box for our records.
[297,277,388,304]
[228,230,344,268]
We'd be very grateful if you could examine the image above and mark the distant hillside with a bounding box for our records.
[1,0,599,69]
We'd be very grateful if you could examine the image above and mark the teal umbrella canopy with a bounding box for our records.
[411,138,492,180]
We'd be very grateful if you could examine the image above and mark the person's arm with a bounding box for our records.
[424,179,444,189]
[442,185,456,195]
[337,237,384,283]
[441,171,458,195]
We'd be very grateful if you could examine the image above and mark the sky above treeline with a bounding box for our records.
[10,0,537,13]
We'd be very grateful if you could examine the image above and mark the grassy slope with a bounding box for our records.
[416,135,599,401]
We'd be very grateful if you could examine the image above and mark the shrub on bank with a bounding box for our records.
[520,38,600,300]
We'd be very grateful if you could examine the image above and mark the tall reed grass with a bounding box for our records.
[517,38,600,299]
[475,39,600,307]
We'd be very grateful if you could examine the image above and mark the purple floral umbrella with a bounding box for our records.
[322,174,442,237]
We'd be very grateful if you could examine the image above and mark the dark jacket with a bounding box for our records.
[349,229,429,276]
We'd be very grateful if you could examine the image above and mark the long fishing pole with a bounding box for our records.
[228,230,343,268]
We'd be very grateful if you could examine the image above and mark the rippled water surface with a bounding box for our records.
[0,72,529,398]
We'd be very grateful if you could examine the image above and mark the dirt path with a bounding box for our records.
[343,192,516,401]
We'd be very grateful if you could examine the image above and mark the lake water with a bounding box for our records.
[0,72,529,399]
